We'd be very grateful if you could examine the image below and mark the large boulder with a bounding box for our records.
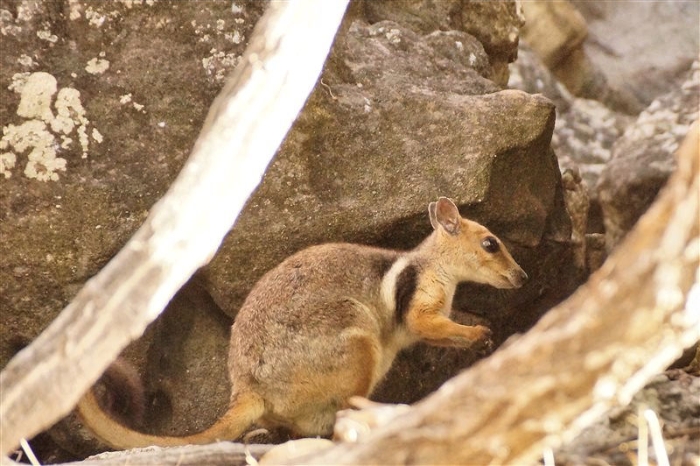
[0,0,264,365]
[1,1,581,460]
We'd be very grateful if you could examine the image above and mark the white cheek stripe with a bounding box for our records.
[380,256,411,313]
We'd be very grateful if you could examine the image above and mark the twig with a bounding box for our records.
[18,439,40,466]
[643,409,670,466]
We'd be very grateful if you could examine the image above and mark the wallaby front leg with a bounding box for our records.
[406,313,491,348]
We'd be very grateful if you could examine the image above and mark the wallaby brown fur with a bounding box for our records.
[78,197,527,449]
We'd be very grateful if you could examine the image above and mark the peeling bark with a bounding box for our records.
[5,443,272,466]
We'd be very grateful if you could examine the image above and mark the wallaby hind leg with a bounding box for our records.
[344,333,381,400]
[287,333,381,437]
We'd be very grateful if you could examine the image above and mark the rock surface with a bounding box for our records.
[509,43,631,237]
[361,0,523,86]
[573,0,700,114]
[519,0,700,115]
[520,0,587,70]
[0,0,264,459]
[555,372,700,466]
[597,62,699,249]
[0,0,263,360]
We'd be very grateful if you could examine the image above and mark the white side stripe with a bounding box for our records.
[380,256,411,314]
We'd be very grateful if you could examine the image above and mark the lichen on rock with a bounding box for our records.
[1,71,100,180]
[1,119,64,181]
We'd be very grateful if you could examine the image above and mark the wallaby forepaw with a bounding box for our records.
[474,325,494,355]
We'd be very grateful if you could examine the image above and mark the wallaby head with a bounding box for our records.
[428,197,528,289]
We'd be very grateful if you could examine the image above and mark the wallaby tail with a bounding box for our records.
[78,389,265,450]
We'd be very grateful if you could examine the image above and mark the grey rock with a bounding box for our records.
[553,97,632,218]
[573,0,700,114]
[597,62,699,249]
[510,45,632,196]
[508,42,572,112]
[509,43,631,235]
[361,0,524,86]
[363,0,461,35]
[0,0,263,365]
[555,373,700,466]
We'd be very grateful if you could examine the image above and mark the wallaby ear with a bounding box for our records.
[432,197,461,235]
[428,202,439,230]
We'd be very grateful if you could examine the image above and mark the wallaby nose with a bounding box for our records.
[510,268,528,288]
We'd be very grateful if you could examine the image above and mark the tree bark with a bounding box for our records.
[286,122,700,464]
[5,443,272,466]
[73,443,271,466]
[0,0,348,456]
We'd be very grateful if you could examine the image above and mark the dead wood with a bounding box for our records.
[0,0,348,457]
[283,122,700,464]
[3,443,272,466]
[70,443,271,466]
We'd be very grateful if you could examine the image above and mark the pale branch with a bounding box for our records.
[3,443,272,466]
[287,123,700,465]
[0,0,349,456]
[66,443,272,466]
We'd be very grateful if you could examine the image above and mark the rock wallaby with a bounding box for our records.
[78,197,528,449]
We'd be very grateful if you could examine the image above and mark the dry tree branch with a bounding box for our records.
[287,123,700,465]
[0,0,349,456]
[73,443,273,466]
[1,443,273,466]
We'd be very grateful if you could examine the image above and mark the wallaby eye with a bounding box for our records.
[481,236,499,253]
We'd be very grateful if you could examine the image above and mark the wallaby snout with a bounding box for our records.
[488,256,528,290]
[506,267,528,289]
